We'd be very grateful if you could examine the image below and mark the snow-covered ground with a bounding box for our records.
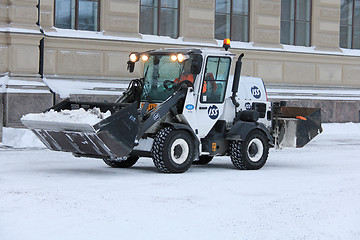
[1,123,360,240]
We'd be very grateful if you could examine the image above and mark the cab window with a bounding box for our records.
[141,55,182,102]
[200,57,231,103]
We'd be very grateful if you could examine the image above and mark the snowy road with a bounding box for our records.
[1,124,360,240]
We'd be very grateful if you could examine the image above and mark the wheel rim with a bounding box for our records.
[247,138,264,162]
[170,139,189,164]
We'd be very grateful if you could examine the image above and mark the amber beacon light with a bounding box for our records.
[223,38,231,51]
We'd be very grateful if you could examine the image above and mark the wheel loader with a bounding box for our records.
[21,40,322,173]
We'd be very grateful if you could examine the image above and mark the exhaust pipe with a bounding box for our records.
[231,53,244,108]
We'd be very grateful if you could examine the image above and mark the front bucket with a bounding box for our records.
[21,101,140,159]
[94,102,140,157]
[276,107,322,148]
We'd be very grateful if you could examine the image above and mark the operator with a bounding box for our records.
[174,61,194,85]
[174,63,216,94]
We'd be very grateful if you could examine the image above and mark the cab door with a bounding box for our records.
[183,56,231,138]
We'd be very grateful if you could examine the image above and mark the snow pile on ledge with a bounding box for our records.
[21,108,111,126]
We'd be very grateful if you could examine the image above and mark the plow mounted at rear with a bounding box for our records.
[272,104,322,148]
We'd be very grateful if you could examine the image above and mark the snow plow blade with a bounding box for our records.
[21,100,140,159]
[275,107,322,148]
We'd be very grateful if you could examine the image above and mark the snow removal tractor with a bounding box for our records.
[21,40,322,173]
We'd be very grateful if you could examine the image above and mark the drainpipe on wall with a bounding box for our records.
[1,77,4,143]
[37,0,56,105]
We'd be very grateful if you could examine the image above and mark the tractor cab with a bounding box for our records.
[127,49,203,103]
[127,49,235,115]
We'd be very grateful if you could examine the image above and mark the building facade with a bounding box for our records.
[1,0,360,141]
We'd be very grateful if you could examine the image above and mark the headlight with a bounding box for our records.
[170,55,177,61]
[141,54,149,61]
[177,54,188,62]
[129,53,138,62]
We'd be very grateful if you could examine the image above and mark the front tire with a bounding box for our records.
[230,130,269,170]
[103,156,139,168]
[152,127,195,173]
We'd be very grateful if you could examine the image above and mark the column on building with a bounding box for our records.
[181,0,217,44]
[1,0,52,140]
[243,0,283,85]
[39,0,54,30]
[251,0,282,48]
[312,0,341,52]
[0,0,8,140]
[103,0,141,38]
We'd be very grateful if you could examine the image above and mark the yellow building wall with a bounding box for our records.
[0,0,360,125]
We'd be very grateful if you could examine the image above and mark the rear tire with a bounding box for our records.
[152,127,195,173]
[193,155,213,165]
[103,156,139,168]
[230,130,269,170]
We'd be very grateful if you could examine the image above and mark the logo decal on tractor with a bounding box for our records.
[251,86,261,99]
[208,105,219,120]
[129,115,136,122]
[245,102,252,110]
[185,104,194,110]
[153,113,161,121]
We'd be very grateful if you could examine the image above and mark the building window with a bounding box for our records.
[281,0,311,47]
[140,0,179,39]
[340,0,360,49]
[54,0,100,31]
[215,0,249,42]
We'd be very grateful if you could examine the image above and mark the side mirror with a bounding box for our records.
[191,54,203,75]
[127,61,135,73]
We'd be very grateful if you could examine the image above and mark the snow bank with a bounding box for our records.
[322,122,360,136]
[0,74,9,93]
[1,122,360,240]
[43,78,127,98]
[21,108,111,126]
[1,127,44,148]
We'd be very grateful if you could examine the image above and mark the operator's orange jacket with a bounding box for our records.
[175,73,216,93]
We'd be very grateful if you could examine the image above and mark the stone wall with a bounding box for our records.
[41,36,360,87]
[0,93,3,142]
[67,94,119,103]
[278,99,360,123]
[3,93,53,127]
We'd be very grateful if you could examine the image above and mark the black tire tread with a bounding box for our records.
[151,127,194,173]
[230,140,246,169]
[152,127,173,173]
[103,156,139,168]
[230,131,269,170]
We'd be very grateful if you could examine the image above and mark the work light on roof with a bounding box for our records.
[141,54,149,61]
[177,53,189,62]
[129,53,138,62]
[223,38,231,51]
[170,55,178,61]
